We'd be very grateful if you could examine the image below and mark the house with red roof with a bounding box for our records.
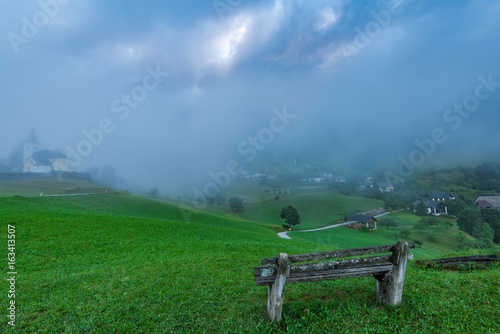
[475,196,500,209]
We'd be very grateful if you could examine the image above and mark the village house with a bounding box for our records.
[308,177,324,183]
[475,195,500,209]
[413,199,448,216]
[376,182,393,193]
[358,179,374,190]
[335,176,346,183]
[423,192,455,201]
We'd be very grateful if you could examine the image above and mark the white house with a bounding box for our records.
[376,182,394,193]
[23,130,69,173]
[413,199,448,216]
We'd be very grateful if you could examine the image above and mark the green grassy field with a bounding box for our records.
[1,180,499,332]
[235,190,383,230]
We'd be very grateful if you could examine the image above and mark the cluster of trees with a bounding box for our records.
[457,162,500,192]
[456,207,500,248]
[148,187,159,198]
[378,218,413,240]
[407,202,499,249]
[229,197,244,212]
[378,218,398,230]
[0,143,23,172]
[380,216,457,244]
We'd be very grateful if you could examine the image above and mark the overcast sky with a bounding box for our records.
[1,0,500,192]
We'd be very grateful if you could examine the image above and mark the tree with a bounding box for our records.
[456,207,482,235]
[414,239,423,248]
[481,209,500,244]
[4,143,23,172]
[148,187,159,198]
[426,232,437,242]
[414,219,429,231]
[472,222,494,247]
[378,218,398,230]
[280,205,301,229]
[415,201,428,216]
[229,197,244,212]
[400,228,411,239]
[426,217,440,227]
[446,197,469,215]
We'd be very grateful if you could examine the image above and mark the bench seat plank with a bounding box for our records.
[254,255,393,284]
[255,264,393,285]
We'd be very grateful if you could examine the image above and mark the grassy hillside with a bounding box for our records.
[1,192,499,332]
[290,211,476,259]
[216,189,384,230]
[193,179,383,230]
[0,177,111,197]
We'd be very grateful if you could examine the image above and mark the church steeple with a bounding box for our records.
[27,127,39,144]
[23,128,41,164]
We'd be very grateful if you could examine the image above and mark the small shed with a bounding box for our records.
[348,214,377,229]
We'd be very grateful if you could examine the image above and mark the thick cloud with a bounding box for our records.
[1,0,499,193]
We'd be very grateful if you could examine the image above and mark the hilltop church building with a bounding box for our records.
[23,130,69,173]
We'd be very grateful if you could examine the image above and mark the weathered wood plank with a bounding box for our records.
[376,240,409,306]
[255,254,393,283]
[261,244,396,266]
[291,255,392,274]
[261,243,415,266]
[256,264,393,286]
[267,253,290,323]
[415,254,500,269]
[424,254,499,264]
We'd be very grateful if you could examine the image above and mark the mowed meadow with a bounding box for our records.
[1,179,499,333]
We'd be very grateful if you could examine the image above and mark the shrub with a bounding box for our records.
[426,233,437,242]
[400,228,411,239]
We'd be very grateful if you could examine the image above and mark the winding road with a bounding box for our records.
[277,209,404,239]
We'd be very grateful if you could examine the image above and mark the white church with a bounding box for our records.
[23,130,69,173]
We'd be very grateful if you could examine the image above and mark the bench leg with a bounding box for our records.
[375,241,410,306]
[267,253,290,323]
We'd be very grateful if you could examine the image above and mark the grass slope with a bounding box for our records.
[0,177,111,197]
[289,210,483,258]
[0,192,499,332]
[239,190,384,230]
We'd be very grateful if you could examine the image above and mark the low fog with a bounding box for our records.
[1,0,500,196]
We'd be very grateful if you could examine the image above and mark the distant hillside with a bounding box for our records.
[0,176,111,197]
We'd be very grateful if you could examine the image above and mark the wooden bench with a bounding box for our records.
[253,241,414,322]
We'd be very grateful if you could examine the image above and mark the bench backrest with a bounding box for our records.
[254,243,414,286]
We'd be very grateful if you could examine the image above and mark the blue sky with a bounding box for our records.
[1,0,500,192]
